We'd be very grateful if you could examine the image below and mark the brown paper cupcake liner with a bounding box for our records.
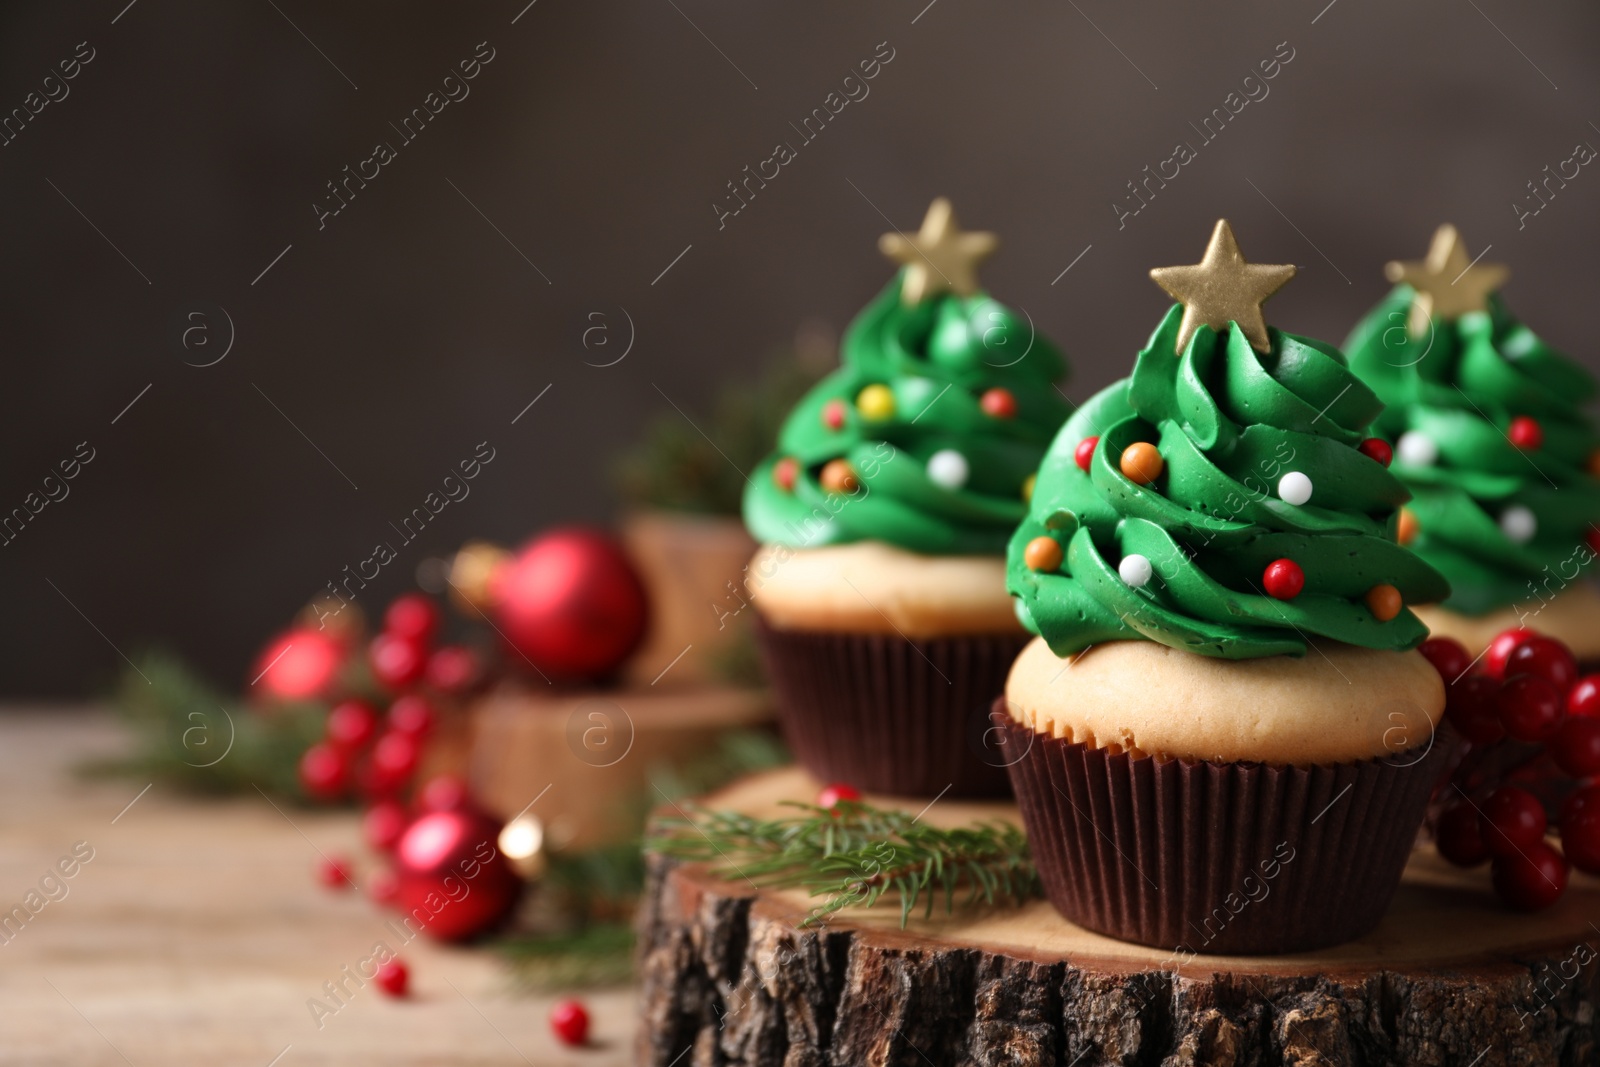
[753,618,1028,798]
[997,701,1452,955]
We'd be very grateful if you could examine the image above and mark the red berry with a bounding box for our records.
[385,594,441,645]
[368,867,400,906]
[550,999,590,1046]
[370,633,428,690]
[364,732,421,795]
[1561,793,1600,874]
[420,775,471,812]
[980,387,1017,419]
[1357,438,1393,467]
[1565,783,1600,824]
[1497,675,1565,742]
[299,742,350,799]
[1485,628,1536,680]
[364,800,409,852]
[1569,675,1600,718]
[1262,559,1305,600]
[1508,416,1544,451]
[1492,841,1568,911]
[1418,637,1472,683]
[1435,803,1491,867]
[389,695,436,737]
[1479,786,1548,858]
[316,854,354,890]
[1446,676,1505,744]
[326,699,380,750]
[817,783,861,809]
[1074,436,1099,473]
[1554,717,1600,777]
[1503,635,1578,692]
[426,645,479,692]
[375,959,408,997]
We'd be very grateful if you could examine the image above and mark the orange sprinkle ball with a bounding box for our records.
[819,459,859,494]
[772,457,799,492]
[1024,535,1063,572]
[1120,442,1164,485]
[1396,507,1419,546]
[1366,584,1402,622]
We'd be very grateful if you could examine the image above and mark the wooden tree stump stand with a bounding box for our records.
[637,767,1600,1067]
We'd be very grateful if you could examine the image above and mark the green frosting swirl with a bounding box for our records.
[1346,288,1600,614]
[1008,304,1449,660]
[743,272,1070,555]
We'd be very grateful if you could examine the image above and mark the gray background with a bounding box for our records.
[2,0,1596,696]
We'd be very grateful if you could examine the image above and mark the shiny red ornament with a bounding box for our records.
[490,528,649,682]
[385,594,441,645]
[1434,803,1490,868]
[1569,675,1600,718]
[299,742,350,800]
[1554,717,1600,777]
[364,800,410,852]
[817,783,861,809]
[550,999,590,1046]
[1484,628,1536,680]
[252,627,345,702]
[1418,637,1471,683]
[316,853,355,890]
[1497,675,1564,743]
[1479,785,1547,857]
[1073,436,1099,472]
[1262,559,1304,600]
[1503,635,1578,692]
[376,960,408,997]
[426,645,479,692]
[1445,676,1506,744]
[1357,438,1393,467]
[1508,416,1544,451]
[420,775,472,812]
[388,695,436,738]
[1492,842,1568,911]
[394,808,521,941]
[327,700,380,750]
[370,632,428,690]
[980,387,1018,419]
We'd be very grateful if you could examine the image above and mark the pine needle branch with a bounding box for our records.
[646,801,1040,928]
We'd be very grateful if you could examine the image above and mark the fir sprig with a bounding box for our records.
[647,801,1040,927]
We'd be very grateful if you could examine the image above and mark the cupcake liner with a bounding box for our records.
[997,701,1452,955]
[753,618,1028,798]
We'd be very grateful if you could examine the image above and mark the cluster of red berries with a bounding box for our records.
[368,593,480,693]
[1423,627,1600,911]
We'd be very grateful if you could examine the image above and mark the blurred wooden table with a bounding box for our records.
[0,708,634,1066]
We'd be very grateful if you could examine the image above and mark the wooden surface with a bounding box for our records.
[0,708,634,1066]
[638,766,1600,1067]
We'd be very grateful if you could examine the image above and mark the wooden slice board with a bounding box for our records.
[637,766,1600,1067]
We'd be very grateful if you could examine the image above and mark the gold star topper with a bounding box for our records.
[1149,219,1297,355]
[1384,224,1509,338]
[879,198,998,305]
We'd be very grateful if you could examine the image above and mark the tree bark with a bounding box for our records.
[636,768,1600,1067]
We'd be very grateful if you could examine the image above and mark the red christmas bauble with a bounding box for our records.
[252,627,346,702]
[393,808,521,941]
[490,528,649,682]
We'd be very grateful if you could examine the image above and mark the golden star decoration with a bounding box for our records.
[1149,219,1297,355]
[1384,224,1509,338]
[878,198,998,305]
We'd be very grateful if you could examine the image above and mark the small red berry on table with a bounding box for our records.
[1553,717,1600,777]
[370,633,428,690]
[299,742,350,800]
[385,593,441,644]
[1262,559,1304,600]
[1569,675,1600,718]
[1496,675,1564,743]
[1484,628,1536,680]
[1503,635,1578,691]
[1445,676,1505,744]
[1492,842,1568,911]
[1561,785,1600,874]
[376,959,408,997]
[388,695,436,738]
[426,645,479,691]
[1435,803,1491,867]
[326,700,380,750]
[550,999,590,1046]
[362,732,421,796]
[1418,637,1471,684]
[316,854,355,890]
[1478,786,1548,858]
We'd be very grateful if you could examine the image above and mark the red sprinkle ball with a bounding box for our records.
[773,457,799,492]
[1073,436,1099,473]
[1261,559,1304,600]
[1356,437,1393,467]
[550,999,590,1047]
[821,399,846,431]
[980,387,1018,419]
[1508,416,1544,451]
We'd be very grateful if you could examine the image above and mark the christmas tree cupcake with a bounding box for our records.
[999,221,1451,954]
[1345,225,1600,667]
[743,198,1071,798]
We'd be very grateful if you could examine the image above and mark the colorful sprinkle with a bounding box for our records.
[1021,473,1036,503]
[1508,416,1543,451]
[926,449,969,489]
[1357,438,1393,467]
[1500,505,1537,544]
[1277,471,1313,506]
[1074,436,1099,473]
[1118,554,1153,588]
[856,384,896,421]
[821,399,846,431]
[1396,430,1438,467]
[772,457,798,492]
[1397,507,1419,546]
[980,387,1018,419]
[1119,442,1164,485]
[819,459,858,494]
[1023,536,1063,572]
[1365,583,1402,622]
[1262,558,1305,600]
